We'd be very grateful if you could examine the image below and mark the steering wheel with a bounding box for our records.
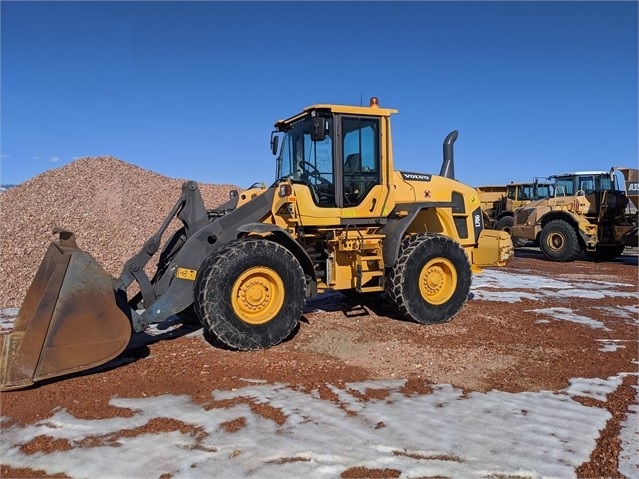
[299,161,331,186]
[298,160,335,204]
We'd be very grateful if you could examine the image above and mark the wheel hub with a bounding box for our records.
[232,267,284,324]
[423,267,445,294]
[239,279,272,310]
[548,233,564,251]
[419,258,457,305]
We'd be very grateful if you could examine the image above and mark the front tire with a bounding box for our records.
[539,219,582,262]
[385,234,472,324]
[194,238,305,350]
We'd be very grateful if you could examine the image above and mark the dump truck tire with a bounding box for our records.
[194,238,305,350]
[539,219,582,262]
[385,233,472,324]
[495,216,527,247]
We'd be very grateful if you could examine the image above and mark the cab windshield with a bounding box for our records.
[534,184,553,199]
[275,115,335,204]
[554,174,613,196]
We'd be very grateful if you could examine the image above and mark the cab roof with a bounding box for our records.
[275,97,398,128]
[552,171,610,177]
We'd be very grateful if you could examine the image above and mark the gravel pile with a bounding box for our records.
[0,156,239,309]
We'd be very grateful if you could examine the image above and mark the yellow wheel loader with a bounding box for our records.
[0,97,514,391]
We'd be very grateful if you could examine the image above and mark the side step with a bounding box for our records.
[355,254,384,293]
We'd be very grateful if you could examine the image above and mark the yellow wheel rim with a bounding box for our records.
[546,232,564,252]
[231,267,285,325]
[419,258,457,305]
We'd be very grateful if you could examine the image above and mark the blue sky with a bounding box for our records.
[1,1,637,189]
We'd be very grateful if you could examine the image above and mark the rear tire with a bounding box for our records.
[539,219,582,262]
[495,216,527,247]
[195,238,305,350]
[385,234,472,324]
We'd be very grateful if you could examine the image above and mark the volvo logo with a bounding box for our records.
[401,172,432,182]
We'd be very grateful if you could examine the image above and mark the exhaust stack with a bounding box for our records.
[440,130,458,180]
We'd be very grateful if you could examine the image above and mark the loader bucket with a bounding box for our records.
[1,232,132,391]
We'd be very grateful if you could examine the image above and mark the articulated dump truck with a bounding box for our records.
[1,97,514,391]
[511,167,638,262]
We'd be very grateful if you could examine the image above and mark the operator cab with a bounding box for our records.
[551,170,628,216]
[271,97,387,209]
[551,171,617,197]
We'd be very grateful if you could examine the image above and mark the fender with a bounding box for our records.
[237,222,317,290]
[540,210,593,247]
[379,202,454,268]
[137,188,278,328]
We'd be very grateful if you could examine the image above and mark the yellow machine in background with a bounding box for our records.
[511,168,638,261]
[477,180,553,246]
[1,97,513,390]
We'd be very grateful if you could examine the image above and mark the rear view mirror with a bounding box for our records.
[270,132,279,156]
[310,117,326,142]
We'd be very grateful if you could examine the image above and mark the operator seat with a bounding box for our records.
[344,153,361,173]
[344,153,362,206]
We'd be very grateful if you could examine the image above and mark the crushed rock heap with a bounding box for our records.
[0,156,240,309]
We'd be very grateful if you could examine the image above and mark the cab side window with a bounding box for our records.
[520,186,533,200]
[555,178,574,196]
[578,176,595,194]
[342,117,380,207]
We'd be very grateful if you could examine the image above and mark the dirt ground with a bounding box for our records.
[1,247,638,479]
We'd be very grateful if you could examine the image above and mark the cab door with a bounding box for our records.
[337,115,385,218]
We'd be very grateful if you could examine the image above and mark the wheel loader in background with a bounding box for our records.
[0,97,514,391]
[510,167,638,262]
[477,180,553,246]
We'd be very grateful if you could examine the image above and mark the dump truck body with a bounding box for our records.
[617,166,639,210]
[477,185,508,227]
[1,97,513,390]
